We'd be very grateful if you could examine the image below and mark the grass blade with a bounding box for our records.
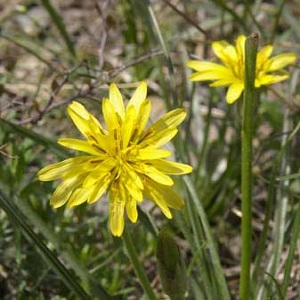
[184,176,231,299]
[0,190,91,299]
[40,0,76,58]
[0,118,69,159]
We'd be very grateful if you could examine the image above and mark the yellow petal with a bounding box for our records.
[131,99,151,142]
[67,188,93,207]
[61,121,111,154]
[226,82,244,104]
[148,179,185,210]
[67,104,91,138]
[120,162,144,202]
[187,61,234,81]
[235,35,246,58]
[153,109,186,130]
[109,183,125,237]
[150,159,193,174]
[127,81,147,113]
[136,164,174,186]
[257,74,289,86]
[212,41,237,64]
[50,176,83,208]
[141,109,186,142]
[123,179,143,203]
[88,173,112,204]
[37,157,90,181]
[267,53,296,72]
[209,77,236,87]
[58,138,107,156]
[63,157,110,180]
[92,131,115,155]
[189,69,233,82]
[144,181,172,219]
[120,168,143,203]
[102,98,120,132]
[123,162,144,190]
[68,101,90,119]
[82,157,115,188]
[132,148,171,160]
[186,61,230,75]
[140,128,178,149]
[50,189,70,208]
[121,105,136,149]
[67,102,103,139]
[126,198,138,223]
[158,187,184,210]
[109,83,125,119]
[257,45,273,64]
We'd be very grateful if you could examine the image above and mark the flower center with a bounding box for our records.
[115,149,127,164]
[113,147,133,179]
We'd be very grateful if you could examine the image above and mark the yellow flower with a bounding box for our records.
[187,35,296,104]
[38,82,192,237]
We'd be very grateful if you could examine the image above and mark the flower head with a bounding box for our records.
[38,82,192,236]
[187,35,296,104]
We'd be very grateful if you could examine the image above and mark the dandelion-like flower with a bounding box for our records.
[38,82,192,236]
[187,35,296,104]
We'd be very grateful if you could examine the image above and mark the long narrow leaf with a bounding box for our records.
[0,190,91,299]
[40,0,76,57]
[281,197,300,296]
[0,34,59,72]
[0,118,69,159]
[183,176,231,299]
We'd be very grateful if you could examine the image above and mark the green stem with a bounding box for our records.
[240,33,259,300]
[122,228,157,300]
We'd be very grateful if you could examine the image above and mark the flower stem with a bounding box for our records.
[240,33,258,300]
[122,228,157,300]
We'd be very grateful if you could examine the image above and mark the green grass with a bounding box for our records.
[0,1,299,299]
